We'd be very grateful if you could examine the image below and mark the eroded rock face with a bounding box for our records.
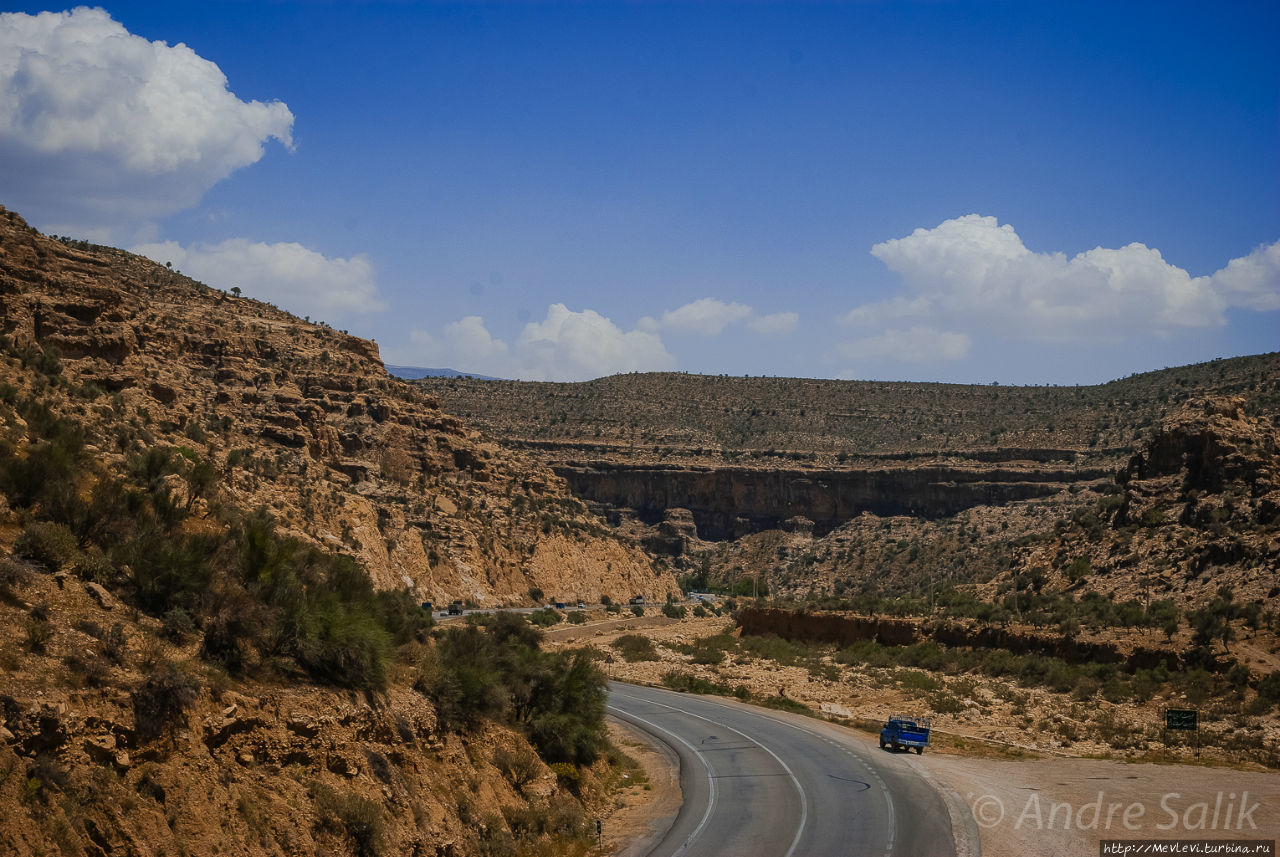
[0,206,677,605]
[555,461,1109,539]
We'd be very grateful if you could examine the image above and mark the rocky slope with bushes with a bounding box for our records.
[0,205,676,608]
[0,204,673,856]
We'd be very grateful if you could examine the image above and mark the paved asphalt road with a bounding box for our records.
[607,683,968,857]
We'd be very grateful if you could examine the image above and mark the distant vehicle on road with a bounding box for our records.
[448,600,464,615]
[577,601,586,609]
[554,601,565,609]
[630,595,645,605]
[880,716,930,754]
[420,601,433,613]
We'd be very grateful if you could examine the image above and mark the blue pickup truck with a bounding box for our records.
[879,716,930,754]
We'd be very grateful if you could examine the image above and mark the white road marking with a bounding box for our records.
[613,690,810,857]
[606,705,719,857]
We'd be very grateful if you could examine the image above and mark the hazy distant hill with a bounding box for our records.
[385,364,503,381]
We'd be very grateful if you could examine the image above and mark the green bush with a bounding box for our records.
[14,521,81,571]
[662,603,687,619]
[630,605,644,617]
[660,671,735,697]
[760,696,811,715]
[530,607,562,627]
[162,608,196,642]
[421,619,608,765]
[612,634,659,662]
[567,611,587,625]
[292,600,393,690]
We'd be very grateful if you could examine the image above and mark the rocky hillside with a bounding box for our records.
[416,357,1277,550]
[0,203,671,856]
[0,206,676,607]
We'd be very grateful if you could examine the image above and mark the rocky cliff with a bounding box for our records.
[0,206,677,606]
[556,460,1110,540]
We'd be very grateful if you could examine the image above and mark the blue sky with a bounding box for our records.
[2,2,1277,384]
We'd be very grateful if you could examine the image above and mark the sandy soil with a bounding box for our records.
[597,719,681,856]
[920,753,1280,857]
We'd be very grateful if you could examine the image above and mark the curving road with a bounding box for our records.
[607,683,974,857]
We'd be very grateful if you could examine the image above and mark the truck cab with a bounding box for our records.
[879,716,930,754]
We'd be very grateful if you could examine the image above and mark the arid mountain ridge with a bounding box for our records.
[0,206,677,607]
[416,354,1280,614]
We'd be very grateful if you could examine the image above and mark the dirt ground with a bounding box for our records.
[558,613,1280,857]
[921,753,1280,857]
[596,719,681,857]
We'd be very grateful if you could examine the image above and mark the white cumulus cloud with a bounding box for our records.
[657,298,754,336]
[132,239,385,319]
[747,311,800,335]
[0,7,293,239]
[1209,240,1280,312]
[405,304,676,382]
[641,297,798,337]
[409,316,509,369]
[846,215,1279,345]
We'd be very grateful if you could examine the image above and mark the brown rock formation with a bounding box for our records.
[0,206,677,605]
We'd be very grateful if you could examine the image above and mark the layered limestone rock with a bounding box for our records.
[0,206,678,604]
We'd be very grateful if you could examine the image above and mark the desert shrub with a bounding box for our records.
[0,435,84,508]
[1258,671,1280,703]
[14,521,80,570]
[687,638,728,665]
[100,621,128,665]
[612,634,659,662]
[567,611,587,625]
[421,627,508,732]
[422,620,608,765]
[201,593,272,673]
[116,525,219,615]
[310,782,384,857]
[1130,669,1161,702]
[370,587,433,643]
[291,600,392,690]
[739,634,811,666]
[661,671,735,696]
[24,612,53,653]
[132,661,201,743]
[162,608,196,642]
[693,605,709,618]
[1072,676,1101,701]
[662,603,686,619]
[0,558,33,595]
[529,607,561,627]
[72,550,117,585]
[525,650,608,765]
[897,670,943,693]
[760,696,810,715]
[64,651,111,688]
[493,746,542,791]
[928,690,965,714]
[630,604,644,617]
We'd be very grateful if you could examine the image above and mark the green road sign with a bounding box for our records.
[1165,708,1197,730]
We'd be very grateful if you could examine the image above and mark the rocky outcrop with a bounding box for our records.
[737,607,1226,674]
[0,206,677,605]
[557,460,1109,539]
